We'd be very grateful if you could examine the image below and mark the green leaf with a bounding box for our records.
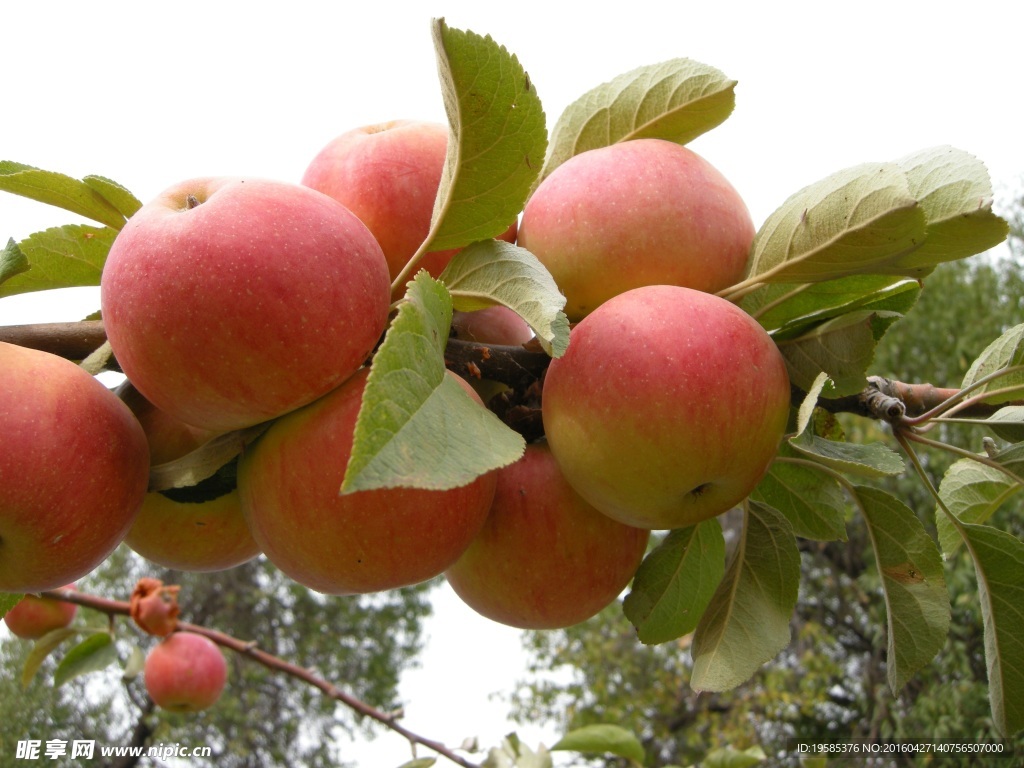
[748,275,919,338]
[0,161,128,230]
[895,146,1009,270]
[538,58,735,185]
[342,272,524,492]
[0,591,22,618]
[984,406,1024,443]
[936,443,1024,556]
[690,502,800,691]
[752,444,847,541]
[122,645,146,681]
[776,309,901,396]
[83,174,143,219]
[623,521,726,644]
[795,373,835,437]
[425,19,546,254]
[738,162,928,289]
[961,323,1024,404]
[0,238,30,287]
[856,486,949,692]
[439,239,569,356]
[957,524,1024,735]
[396,760,437,768]
[552,724,645,763]
[0,224,116,300]
[53,632,118,687]
[702,746,767,768]
[789,430,905,478]
[21,627,81,688]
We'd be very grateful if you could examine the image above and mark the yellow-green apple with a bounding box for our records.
[518,139,755,320]
[117,384,261,572]
[238,368,497,594]
[101,177,391,432]
[451,306,534,346]
[300,120,517,298]
[445,441,649,629]
[3,585,77,639]
[0,343,149,592]
[541,285,790,530]
[144,631,227,712]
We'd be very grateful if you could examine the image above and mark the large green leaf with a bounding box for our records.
[788,430,905,478]
[957,524,1024,735]
[960,323,1024,403]
[776,309,902,395]
[690,502,800,691]
[538,58,735,185]
[0,224,117,300]
[551,724,645,763]
[0,161,128,230]
[733,162,928,292]
[856,486,949,692]
[20,627,81,688]
[342,272,524,493]
[623,521,725,644]
[423,19,546,256]
[439,239,569,356]
[752,444,847,542]
[895,146,1008,269]
[936,446,1024,556]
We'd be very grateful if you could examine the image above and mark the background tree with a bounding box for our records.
[507,191,1024,768]
[1,547,433,768]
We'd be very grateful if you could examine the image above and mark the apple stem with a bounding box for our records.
[185,194,202,210]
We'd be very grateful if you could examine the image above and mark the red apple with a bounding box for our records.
[3,585,77,639]
[301,120,517,297]
[0,343,149,592]
[144,631,227,712]
[541,285,790,530]
[518,139,755,320]
[101,177,391,432]
[451,306,534,346]
[237,368,497,595]
[445,442,649,629]
[118,385,260,572]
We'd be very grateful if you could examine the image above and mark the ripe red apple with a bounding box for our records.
[117,385,260,572]
[0,343,149,592]
[301,120,517,297]
[101,177,391,432]
[445,442,649,629]
[518,139,755,320]
[451,306,534,346]
[238,368,497,595]
[144,631,227,712]
[542,285,790,530]
[3,585,77,639]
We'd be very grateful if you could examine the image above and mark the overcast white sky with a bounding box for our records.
[3,1,1023,766]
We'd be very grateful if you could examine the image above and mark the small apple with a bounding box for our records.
[238,368,497,595]
[3,585,77,639]
[451,306,534,346]
[518,139,755,320]
[541,285,790,530]
[144,631,227,712]
[0,343,149,592]
[301,120,517,297]
[117,385,260,573]
[445,442,649,629]
[101,177,391,432]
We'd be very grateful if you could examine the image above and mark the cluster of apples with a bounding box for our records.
[2,119,791,659]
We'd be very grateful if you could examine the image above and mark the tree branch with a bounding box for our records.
[40,588,480,768]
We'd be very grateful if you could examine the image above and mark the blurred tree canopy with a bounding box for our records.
[0,547,433,768]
